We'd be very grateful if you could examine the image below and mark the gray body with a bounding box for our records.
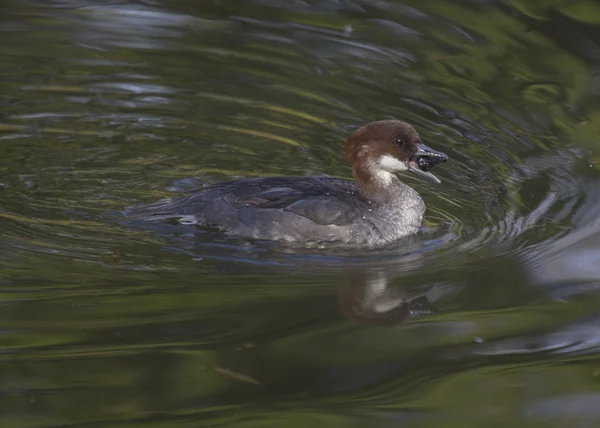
[130,175,426,247]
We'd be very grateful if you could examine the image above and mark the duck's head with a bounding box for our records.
[346,120,448,191]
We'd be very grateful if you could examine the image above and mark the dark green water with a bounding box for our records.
[2,1,600,426]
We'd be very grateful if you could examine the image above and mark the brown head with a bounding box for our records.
[345,120,448,200]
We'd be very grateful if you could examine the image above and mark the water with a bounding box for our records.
[2,1,600,426]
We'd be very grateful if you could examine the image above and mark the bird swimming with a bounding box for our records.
[130,120,448,247]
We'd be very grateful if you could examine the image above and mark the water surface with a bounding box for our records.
[2,1,600,426]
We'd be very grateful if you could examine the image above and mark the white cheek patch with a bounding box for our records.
[378,155,408,172]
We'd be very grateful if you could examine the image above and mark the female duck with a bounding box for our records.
[131,120,448,247]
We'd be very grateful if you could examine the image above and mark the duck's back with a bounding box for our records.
[130,176,386,243]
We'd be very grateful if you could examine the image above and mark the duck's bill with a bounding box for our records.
[408,162,441,183]
[408,142,448,184]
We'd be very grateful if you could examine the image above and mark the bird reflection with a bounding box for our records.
[336,268,445,327]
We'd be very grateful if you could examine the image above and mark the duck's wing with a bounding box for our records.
[130,176,362,227]
[235,178,361,226]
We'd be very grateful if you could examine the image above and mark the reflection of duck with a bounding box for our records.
[337,269,459,327]
[131,120,448,247]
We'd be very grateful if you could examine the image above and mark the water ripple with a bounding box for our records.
[2,1,600,426]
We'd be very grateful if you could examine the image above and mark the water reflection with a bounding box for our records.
[337,269,455,327]
[2,0,600,426]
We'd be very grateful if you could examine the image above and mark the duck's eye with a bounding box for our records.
[395,138,405,147]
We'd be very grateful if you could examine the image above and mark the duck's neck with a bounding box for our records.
[353,165,415,204]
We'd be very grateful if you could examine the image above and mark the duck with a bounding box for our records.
[130,120,448,247]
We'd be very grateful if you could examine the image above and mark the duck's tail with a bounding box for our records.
[128,198,186,222]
